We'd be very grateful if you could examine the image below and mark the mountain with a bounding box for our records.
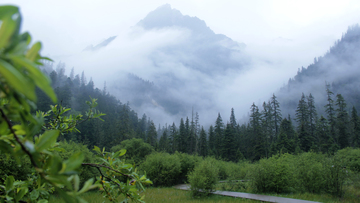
[109,4,248,119]
[278,24,360,116]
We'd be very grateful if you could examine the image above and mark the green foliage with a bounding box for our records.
[249,154,295,193]
[110,138,154,165]
[188,157,219,197]
[295,152,326,193]
[174,152,201,184]
[56,141,98,186]
[335,148,360,172]
[140,152,181,186]
[0,155,32,184]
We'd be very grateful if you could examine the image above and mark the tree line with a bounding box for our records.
[154,84,360,162]
[39,64,360,162]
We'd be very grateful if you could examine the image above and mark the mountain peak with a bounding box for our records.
[137,4,213,36]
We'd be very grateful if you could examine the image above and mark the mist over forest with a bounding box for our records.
[41,4,360,129]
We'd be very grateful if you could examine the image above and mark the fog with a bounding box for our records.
[5,0,360,127]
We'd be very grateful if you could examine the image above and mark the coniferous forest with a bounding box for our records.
[36,64,360,162]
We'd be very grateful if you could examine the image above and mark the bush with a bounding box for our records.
[0,155,32,184]
[323,156,347,197]
[295,152,326,193]
[335,147,360,173]
[140,152,181,186]
[56,141,98,186]
[188,157,219,197]
[249,153,295,193]
[110,138,154,165]
[174,152,201,183]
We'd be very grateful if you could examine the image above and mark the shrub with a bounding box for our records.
[140,152,181,186]
[295,152,326,193]
[56,141,98,186]
[249,153,295,193]
[323,156,347,197]
[0,155,32,184]
[188,157,219,197]
[174,152,201,183]
[110,138,154,165]
[335,147,360,173]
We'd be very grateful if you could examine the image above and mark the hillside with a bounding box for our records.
[278,24,360,116]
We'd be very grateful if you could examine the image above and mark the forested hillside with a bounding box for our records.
[279,24,360,116]
[37,62,155,150]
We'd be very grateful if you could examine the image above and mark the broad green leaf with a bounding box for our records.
[119,149,126,157]
[0,6,19,19]
[35,130,59,152]
[8,55,57,103]
[78,178,97,194]
[26,41,41,61]
[30,189,39,201]
[15,187,28,201]
[74,175,80,192]
[0,59,35,101]
[93,146,101,154]
[37,200,48,203]
[0,15,16,49]
[60,152,84,174]
[5,175,14,191]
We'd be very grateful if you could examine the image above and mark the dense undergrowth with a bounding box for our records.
[2,138,360,201]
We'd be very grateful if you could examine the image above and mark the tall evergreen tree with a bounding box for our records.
[271,94,282,138]
[296,93,312,151]
[250,103,265,160]
[214,113,224,157]
[325,84,337,144]
[336,94,349,148]
[198,127,208,157]
[146,121,158,147]
[222,123,237,161]
[307,93,318,144]
[159,129,169,152]
[208,125,216,156]
[316,116,336,154]
[230,108,237,127]
[350,106,360,147]
[178,118,187,153]
[169,122,178,153]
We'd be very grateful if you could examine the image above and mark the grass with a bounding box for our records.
[49,187,260,202]
[48,183,360,203]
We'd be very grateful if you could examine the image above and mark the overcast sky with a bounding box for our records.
[2,0,360,125]
[4,0,360,59]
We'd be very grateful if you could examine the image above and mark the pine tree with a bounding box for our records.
[271,94,282,138]
[307,93,318,139]
[198,127,208,157]
[146,121,157,147]
[325,84,337,144]
[169,122,178,153]
[208,125,215,156]
[296,93,312,151]
[230,108,237,127]
[250,103,265,160]
[159,130,169,152]
[178,118,186,153]
[214,113,224,157]
[222,123,237,161]
[351,106,360,147]
[316,116,337,154]
[261,101,273,157]
[336,94,349,149]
